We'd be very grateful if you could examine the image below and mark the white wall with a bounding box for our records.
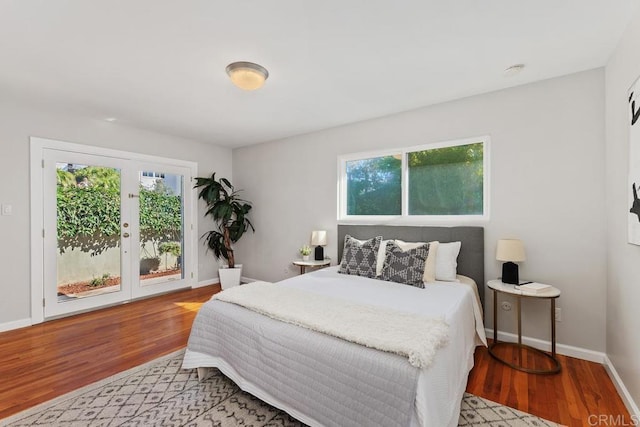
[0,99,231,328]
[233,69,607,352]
[605,8,640,412]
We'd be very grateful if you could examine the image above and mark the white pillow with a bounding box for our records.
[394,239,426,251]
[375,240,391,276]
[435,241,461,281]
[423,241,439,282]
[394,240,438,282]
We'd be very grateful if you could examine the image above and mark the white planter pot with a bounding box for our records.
[219,264,243,290]
[302,255,310,261]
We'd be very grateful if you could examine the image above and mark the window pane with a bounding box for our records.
[346,155,401,215]
[56,163,122,302]
[408,142,483,215]
[138,171,185,286]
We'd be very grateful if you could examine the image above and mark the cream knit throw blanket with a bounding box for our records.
[215,282,449,368]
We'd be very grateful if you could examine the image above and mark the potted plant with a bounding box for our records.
[195,173,255,289]
[140,256,161,275]
[159,241,181,270]
[299,245,312,261]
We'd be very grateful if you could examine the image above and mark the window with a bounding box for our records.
[142,171,165,178]
[339,137,489,220]
[408,142,484,215]
[345,154,401,215]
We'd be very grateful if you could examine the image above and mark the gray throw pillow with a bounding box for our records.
[379,241,429,288]
[339,235,382,278]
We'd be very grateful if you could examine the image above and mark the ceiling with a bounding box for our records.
[0,1,636,148]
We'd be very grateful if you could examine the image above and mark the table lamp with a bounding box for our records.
[311,230,327,261]
[496,239,526,285]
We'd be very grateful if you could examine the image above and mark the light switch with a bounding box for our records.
[1,204,13,216]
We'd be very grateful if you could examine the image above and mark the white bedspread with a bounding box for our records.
[184,266,486,427]
[215,281,449,368]
[278,267,487,427]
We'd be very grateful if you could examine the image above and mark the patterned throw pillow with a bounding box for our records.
[379,241,430,288]
[339,235,382,278]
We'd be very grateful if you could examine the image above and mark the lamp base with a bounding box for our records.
[314,246,324,261]
[502,262,519,284]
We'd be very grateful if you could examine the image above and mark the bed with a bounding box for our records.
[182,225,486,427]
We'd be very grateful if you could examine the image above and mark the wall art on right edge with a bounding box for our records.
[628,75,640,245]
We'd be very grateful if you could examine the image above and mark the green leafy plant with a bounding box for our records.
[194,173,254,268]
[89,273,110,288]
[56,165,182,256]
[299,245,312,256]
[56,185,122,255]
[139,188,182,251]
[159,241,181,269]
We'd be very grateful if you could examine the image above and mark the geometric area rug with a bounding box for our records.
[0,350,561,427]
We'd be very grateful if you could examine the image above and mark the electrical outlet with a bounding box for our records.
[555,307,562,322]
[501,301,512,311]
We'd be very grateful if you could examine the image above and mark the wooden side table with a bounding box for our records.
[487,279,561,374]
[292,259,331,274]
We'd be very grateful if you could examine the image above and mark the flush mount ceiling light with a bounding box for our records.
[504,64,525,77]
[226,61,269,90]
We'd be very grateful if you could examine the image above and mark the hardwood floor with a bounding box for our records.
[466,343,630,426]
[0,284,631,426]
[0,284,219,420]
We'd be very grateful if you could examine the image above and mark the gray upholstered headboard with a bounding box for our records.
[337,225,485,308]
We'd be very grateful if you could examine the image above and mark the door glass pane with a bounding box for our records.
[139,171,184,286]
[346,155,402,215]
[408,142,484,215]
[56,163,122,302]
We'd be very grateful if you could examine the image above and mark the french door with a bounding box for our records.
[39,144,195,319]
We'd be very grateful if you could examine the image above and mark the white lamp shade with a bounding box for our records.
[311,230,327,246]
[496,239,526,262]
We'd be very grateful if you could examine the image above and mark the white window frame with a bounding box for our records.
[338,135,490,223]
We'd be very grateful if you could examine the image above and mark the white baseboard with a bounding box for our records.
[484,328,606,363]
[603,355,640,419]
[192,276,258,289]
[0,318,32,333]
[193,278,218,288]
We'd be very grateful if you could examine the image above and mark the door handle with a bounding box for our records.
[123,233,130,238]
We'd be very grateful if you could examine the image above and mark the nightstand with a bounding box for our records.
[292,259,331,274]
[487,279,561,374]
